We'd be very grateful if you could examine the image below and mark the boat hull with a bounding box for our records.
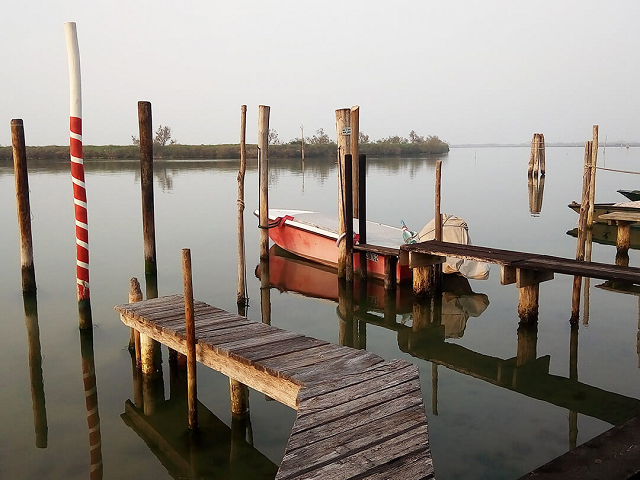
[265,210,412,283]
[569,201,640,228]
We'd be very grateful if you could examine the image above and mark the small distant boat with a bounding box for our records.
[618,189,640,202]
[568,201,640,226]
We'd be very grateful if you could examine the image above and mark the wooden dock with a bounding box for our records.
[400,240,640,284]
[115,294,435,480]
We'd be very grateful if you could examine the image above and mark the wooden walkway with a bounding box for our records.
[115,295,435,480]
[401,240,640,283]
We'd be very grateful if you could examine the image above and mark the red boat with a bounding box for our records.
[257,209,413,283]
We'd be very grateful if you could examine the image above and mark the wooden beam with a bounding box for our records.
[516,268,554,288]
[501,266,516,285]
[409,252,445,269]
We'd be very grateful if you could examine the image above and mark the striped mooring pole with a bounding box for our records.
[64,22,91,328]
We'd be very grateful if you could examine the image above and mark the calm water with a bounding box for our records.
[2,146,640,479]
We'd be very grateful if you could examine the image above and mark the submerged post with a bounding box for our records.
[358,154,367,279]
[138,101,157,277]
[182,249,198,430]
[64,21,91,328]
[237,105,248,306]
[258,105,270,260]
[11,119,36,294]
[336,108,351,279]
[344,154,354,282]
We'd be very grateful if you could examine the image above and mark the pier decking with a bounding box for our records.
[401,240,640,283]
[115,294,435,480]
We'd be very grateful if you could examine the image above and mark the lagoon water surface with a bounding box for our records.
[2,146,640,479]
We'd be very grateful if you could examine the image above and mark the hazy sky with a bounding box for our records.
[2,1,639,146]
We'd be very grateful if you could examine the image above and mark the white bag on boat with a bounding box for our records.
[417,215,490,280]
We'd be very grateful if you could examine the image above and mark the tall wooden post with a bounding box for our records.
[64,22,91,329]
[435,160,443,242]
[336,108,351,279]
[128,278,143,361]
[539,133,546,176]
[344,154,354,282]
[237,105,247,306]
[518,284,539,323]
[528,134,536,176]
[358,154,368,279]
[350,106,360,218]
[11,119,36,294]
[23,295,47,448]
[300,125,305,162]
[586,126,599,236]
[260,259,271,326]
[138,101,157,277]
[182,249,198,430]
[258,105,270,260]
[571,142,593,323]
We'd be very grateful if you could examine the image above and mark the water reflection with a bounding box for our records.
[22,294,47,448]
[528,175,545,216]
[122,347,277,479]
[79,328,103,480]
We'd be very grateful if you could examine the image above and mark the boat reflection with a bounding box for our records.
[257,245,490,340]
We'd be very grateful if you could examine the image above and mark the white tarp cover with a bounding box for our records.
[417,214,491,280]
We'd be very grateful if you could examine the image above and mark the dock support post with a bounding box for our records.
[11,119,36,294]
[128,278,143,360]
[344,154,354,282]
[230,378,250,417]
[336,108,351,279]
[413,267,434,297]
[358,154,368,279]
[182,249,198,430]
[258,105,270,261]
[138,101,157,277]
[614,221,631,266]
[338,279,355,347]
[350,106,360,218]
[518,284,539,323]
[384,256,397,291]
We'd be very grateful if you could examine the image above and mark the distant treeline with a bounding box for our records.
[0,138,449,161]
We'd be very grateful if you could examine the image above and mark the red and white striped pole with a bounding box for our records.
[64,22,91,328]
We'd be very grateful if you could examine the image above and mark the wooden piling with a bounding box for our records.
[300,125,305,162]
[518,284,539,323]
[615,222,631,266]
[571,142,593,323]
[434,160,443,289]
[528,135,536,176]
[358,154,367,279]
[344,154,354,282]
[539,133,546,176]
[182,249,198,430]
[260,258,271,326]
[350,106,360,218]
[384,256,397,291]
[258,105,270,260]
[586,126,599,234]
[138,101,157,276]
[128,278,143,362]
[237,105,248,306]
[230,378,250,417]
[11,119,36,293]
[431,363,439,416]
[336,108,351,279]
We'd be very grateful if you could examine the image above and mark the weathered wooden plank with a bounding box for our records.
[278,405,427,479]
[300,363,418,411]
[287,389,425,452]
[600,211,640,223]
[217,330,302,353]
[364,450,435,480]
[196,322,276,345]
[289,350,385,385]
[409,252,446,268]
[115,294,183,312]
[235,336,329,364]
[291,377,421,435]
[277,423,429,480]
[257,344,353,378]
[353,243,401,256]
[296,358,412,403]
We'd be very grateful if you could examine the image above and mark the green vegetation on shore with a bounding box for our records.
[0,135,449,161]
